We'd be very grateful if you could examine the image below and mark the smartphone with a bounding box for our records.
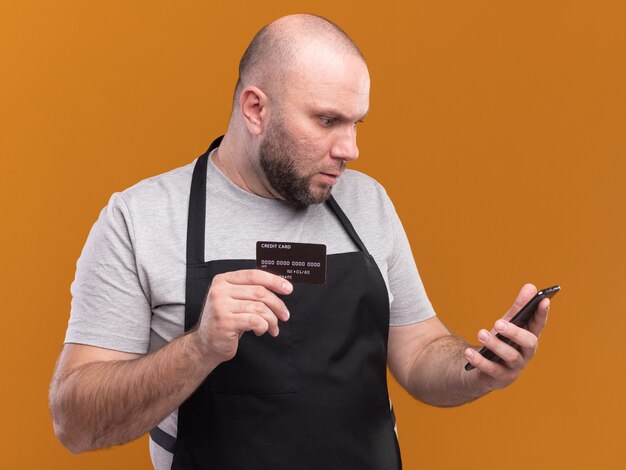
[464,285,560,371]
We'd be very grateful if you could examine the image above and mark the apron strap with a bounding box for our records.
[326,195,371,255]
[186,136,370,263]
[149,426,176,454]
[186,136,223,265]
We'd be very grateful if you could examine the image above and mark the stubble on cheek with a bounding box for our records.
[259,124,332,207]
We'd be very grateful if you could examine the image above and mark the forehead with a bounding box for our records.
[281,44,370,119]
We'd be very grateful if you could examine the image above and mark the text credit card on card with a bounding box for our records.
[256,241,326,284]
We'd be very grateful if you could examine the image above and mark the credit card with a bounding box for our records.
[256,241,326,284]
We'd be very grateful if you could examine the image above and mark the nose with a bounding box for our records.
[329,126,359,163]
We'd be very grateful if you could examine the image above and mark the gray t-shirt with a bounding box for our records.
[65,153,435,468]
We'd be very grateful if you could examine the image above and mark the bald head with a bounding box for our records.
[215,15,369,205]
[235,14,365,100]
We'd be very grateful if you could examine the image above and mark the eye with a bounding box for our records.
[319,117,337,127]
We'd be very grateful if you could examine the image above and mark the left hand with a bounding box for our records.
[463,283,550,389]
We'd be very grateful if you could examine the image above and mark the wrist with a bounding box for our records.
[183,330,223,374]
[463,360,495,398]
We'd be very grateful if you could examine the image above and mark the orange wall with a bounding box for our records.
[2,1,624,468]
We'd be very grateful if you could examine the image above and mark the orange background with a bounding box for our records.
[1,1,624,468]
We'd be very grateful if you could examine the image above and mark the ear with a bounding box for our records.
[239,86,268,135]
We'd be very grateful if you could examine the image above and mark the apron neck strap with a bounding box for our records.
[186,136,223,265]
[325,195,370,255]
[187,135,371,264]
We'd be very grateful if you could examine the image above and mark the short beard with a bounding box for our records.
[259,120,333,208]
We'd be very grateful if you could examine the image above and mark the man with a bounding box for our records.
[50,14,550,469]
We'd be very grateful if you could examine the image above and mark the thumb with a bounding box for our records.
[501,283,537,322]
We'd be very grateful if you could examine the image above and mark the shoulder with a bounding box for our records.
[331,169,393,218]
[116,160,196,210]
[93,160,196,248]
[334,169,387,193]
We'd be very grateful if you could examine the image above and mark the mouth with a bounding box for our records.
[318,172,341,185]
[321,165,344,177]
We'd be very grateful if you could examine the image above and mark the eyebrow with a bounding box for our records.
[315,107,369,123]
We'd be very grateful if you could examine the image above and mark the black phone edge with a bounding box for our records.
[464,285,560,371]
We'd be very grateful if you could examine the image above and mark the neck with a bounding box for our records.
[211,132,280,200]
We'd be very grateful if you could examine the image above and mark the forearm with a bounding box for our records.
[49,331,218,453]
[406,335,491,407]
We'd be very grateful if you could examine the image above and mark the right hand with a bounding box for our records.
[193,269,293,362]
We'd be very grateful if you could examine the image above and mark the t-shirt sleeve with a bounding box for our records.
[64,193,152,354]
[384,193,436,326]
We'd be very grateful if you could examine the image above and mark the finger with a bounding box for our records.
[230,285,290,322]
[477,328,525,369]
[494,319,539,351]
[526,297,550,338]
[501,283,537,323]
[232,300,280,337]
[231,313,271,337]
[464,348,512,380]
[223,269,293,295]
